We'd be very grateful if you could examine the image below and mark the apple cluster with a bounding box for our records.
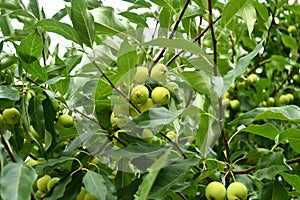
[0,107,20,131]
[76,187,97,200]
[205,181,248,200]
[110,63,182,144]
[34,174,60,198]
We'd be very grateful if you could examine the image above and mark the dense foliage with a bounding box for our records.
[0,0,300,199]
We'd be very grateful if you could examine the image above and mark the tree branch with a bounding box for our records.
[0,130,17,162]
[153,0,191,64]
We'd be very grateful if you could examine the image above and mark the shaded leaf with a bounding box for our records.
[241,123,280,140]
[0,163,37,200]
[117,40,138,74]
[0,85,20,100]
[83,171,107,200]
[119,11,148,27]
[70,0,94,47]
[260,181,289,200]
[90,7,126,35]
[279,128,300,153]
[18,31,43,63]
[278,172,300,193]
[37,19,80,44]
[181,71,210,95]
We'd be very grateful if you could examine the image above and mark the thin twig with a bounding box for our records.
[166,15,222,66]
[153,0,191,65]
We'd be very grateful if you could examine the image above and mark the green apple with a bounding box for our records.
[259,100,267,107]
[293,74,300,84]
[224,92,230,98]
[57,114,74,128]
[0,114,4,127]
[139,98,154,112]
[84,193,97,200]
[237,81,246,89]
[37,175,51,192]
[267,97,275,106]
[134,66,149,84]
[47,177,60,191]
[279,95,289,105]
[166,82,179,94]
[288,25,296,33]
[110,113,129,128]
[76,187,87,200]
[223,98,230,107]
[230,99,240,110]
[286,93,294,103]
[3,108,20,125]
[150,63,168,82]
[151,87,170,105]
[205,181,226,200]
[131,85,149,104]
[227,182,247,200]
[246,74,258,84]
[129,107,139,117]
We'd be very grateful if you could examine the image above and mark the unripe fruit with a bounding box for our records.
[139,98,154,112]
[47,177,60,191]
[279,95,289,105]
[150,63,168,82]
[166,131,176,141]
[230,99,240,110]
[237,81,246,89]
[246,74,258,84]
[286,93,294,103]
[267,97,275,106]
[288,25,296,33]
[293,74,300,84]
[205,181,226,200]
[259,101,267,107]
[76,187,87,200]
[134,66,149,84]
[57,114,74,128]
[130,107,139,118]
[151,87,170,105]
[110,113,129,128]
[3,108,20,125]
[84,193,97,200]
[37,175,51,192]
[131,85,149,104]
[227,182,247,200]
[0,114,4,127]
[166,82,179,94]
[223,98,230,107]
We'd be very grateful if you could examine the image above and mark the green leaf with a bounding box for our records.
[125,107,182,129]
[221,0,250,27]
[151,0,177,13]
[230,105,300,125]
[260,181,289,200]
[278,172,300,193]
[119,11,148,27]
[70,0,95,47]
[224,41,263,90]
[281,34,298,50]
[28,96,45,138]
[0,163,37,200]
[0,85,20,100]
[240,1,256,36]
[0,0,22,10]
[29,0,41,20]
[18,31,43,63]
[254,151,290,181]
[36,19,80,44]
[22,60,48,82]
[180,71,210,95]
[117,40,138,75]
[159,8,174,29]
[83,171,107,200]
[241,123,280,140]
[278,128,300,153]
[135,149,171,200]
[90,7,126,35]
[121,0,151,8]
[149,159,199,199]
[143,38,208,58]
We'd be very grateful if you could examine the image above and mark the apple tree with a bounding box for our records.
[0,0,300,199]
